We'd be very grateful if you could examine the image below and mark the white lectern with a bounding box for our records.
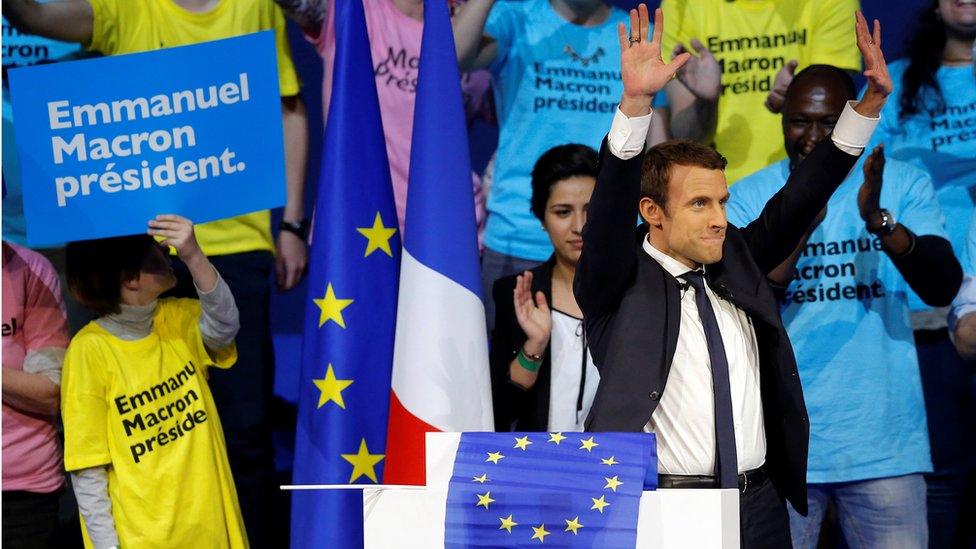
[355,433,740,548]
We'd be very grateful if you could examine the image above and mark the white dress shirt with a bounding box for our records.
[547,310,601,432]
[642,240,765,474]
[604,99,880,476]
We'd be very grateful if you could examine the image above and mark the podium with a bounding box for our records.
[359,433,741,548]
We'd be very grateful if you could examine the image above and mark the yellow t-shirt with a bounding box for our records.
[86,0,301,255]
[662,0,861,183]
[62,298,245,549]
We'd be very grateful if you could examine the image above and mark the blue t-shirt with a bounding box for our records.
[728,157,946,483]
[867,59,976,312]
[484,1,628,260]
[2,16,81,246]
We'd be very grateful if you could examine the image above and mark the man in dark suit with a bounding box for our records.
[575,5,893,547]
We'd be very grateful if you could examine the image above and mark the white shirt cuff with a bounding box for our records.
[949,275,976,331]
[607,107,653,160]
[830,100,880,155]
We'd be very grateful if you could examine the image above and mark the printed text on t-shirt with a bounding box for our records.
[925,99,976,151]
[113,361,209,464]
[781,235,888,304]
[532,59,620,114]
[706,30,806,96]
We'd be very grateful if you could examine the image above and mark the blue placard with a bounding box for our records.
[8,31,285,246]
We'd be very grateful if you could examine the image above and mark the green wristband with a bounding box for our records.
[517,348,541,372]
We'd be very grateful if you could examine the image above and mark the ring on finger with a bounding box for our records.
[629,36,641,45]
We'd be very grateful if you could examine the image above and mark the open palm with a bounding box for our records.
[855,11,892,99]
[618,5,690,99]
[513,271,551,351]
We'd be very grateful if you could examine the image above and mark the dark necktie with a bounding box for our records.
[681,270,739,489]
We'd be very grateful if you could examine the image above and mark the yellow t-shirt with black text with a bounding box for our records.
[62,298,245,549]
[662,0,861,183]
[86,0,300,255]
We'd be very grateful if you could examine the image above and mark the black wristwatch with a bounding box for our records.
[279,219,310,241]
[867,209,896,236]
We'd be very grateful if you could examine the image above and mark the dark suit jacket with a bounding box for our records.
[490,257,555,431]
[575,135,862,515]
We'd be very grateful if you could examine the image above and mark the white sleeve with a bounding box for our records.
[830,100,881,155]
[949,275,976,331]
[23,347,64,385]
[606,107,654,160]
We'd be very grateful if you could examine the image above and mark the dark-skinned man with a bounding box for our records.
[577,5,895,547]
[728,65,962,548]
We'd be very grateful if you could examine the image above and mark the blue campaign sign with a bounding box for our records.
[7,31,285,247]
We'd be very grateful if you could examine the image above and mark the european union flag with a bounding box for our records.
[445,433,658,548]
[289,0,400,547]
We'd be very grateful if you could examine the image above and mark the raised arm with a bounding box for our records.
[273,0,325,36]
[742,11,891,273]
[575,5,689,317]
[148,215,240,351]
[2,0,93,43]
[454,0,497,71]
[662,38,720,142]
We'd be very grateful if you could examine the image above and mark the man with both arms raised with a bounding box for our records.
[576,5,896,546]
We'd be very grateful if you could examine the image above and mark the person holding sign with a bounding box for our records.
[3,0,308,543]
[62,216,245,549]
[576,6,890,545]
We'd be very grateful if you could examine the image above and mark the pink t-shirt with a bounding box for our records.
[312,0,492,237]
[2,242,68,493]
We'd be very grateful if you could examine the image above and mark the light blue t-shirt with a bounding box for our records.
[867,59,976,313]
[2,16,81,246]
[728,156,947,483]
[484,1,628,260]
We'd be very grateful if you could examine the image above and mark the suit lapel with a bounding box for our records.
[638,252,681,376]
[709,268,781,328]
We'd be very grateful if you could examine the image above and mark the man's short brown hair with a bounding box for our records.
[641,140,728,212]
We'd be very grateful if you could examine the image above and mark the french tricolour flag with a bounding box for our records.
[384,0,494,485]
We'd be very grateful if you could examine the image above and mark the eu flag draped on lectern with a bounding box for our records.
[445,432,658,548]
[289,0,400,547]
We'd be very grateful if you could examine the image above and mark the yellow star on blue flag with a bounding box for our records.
[444,432,659,547]
[290,2,403,546]
[356,212,397,257]
[312,364,353,409]
[312,283,353,328]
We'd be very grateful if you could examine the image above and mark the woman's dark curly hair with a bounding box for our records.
[900,1,947,120]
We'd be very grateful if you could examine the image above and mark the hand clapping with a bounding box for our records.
[513,271,552,357]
